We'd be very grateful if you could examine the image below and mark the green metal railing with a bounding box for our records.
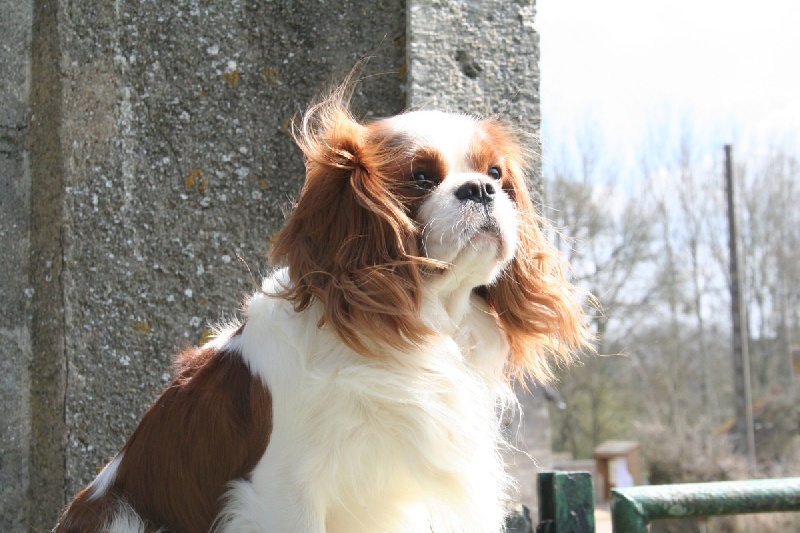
[610,477,800,532]
[535,472,800,533]
[536,471,595,532]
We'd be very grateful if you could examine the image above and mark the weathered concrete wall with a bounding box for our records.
[26,0,70,523]
[1,0,546,529]
[407,0,549,509]
[0,1,34,530]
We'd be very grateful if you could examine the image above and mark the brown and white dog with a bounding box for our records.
[55,86,588,532]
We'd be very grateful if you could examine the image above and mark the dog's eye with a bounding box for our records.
[488,166,502,180]
[411,170,436,190]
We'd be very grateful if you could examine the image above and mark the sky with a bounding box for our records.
[537,0,800,177]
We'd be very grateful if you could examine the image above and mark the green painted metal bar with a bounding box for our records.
[536,471,595,533]
[611,477,800,533]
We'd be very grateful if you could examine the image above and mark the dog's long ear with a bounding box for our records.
[269,87,432,355]
[480,122,592,382]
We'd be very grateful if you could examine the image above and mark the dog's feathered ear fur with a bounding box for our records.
[478,120,592,382]
[269,86,433,355]
[486,202,591,382]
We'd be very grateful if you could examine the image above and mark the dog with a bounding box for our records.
[55,85,588,532]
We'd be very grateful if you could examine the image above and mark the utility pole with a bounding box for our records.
[724,144,756,473]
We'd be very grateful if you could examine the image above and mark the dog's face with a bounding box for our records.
[270,94,587,380]
[379,111,519,288]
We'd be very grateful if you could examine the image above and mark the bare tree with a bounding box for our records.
[738,149,800,396]
[545,114,800,475]
[544,139,659,457]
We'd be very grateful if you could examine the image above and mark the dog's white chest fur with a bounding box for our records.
[213,269,513,532]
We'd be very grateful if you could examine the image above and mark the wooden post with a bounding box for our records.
[724,144,756,472]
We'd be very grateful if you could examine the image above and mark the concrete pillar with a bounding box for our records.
[1,0,546,529]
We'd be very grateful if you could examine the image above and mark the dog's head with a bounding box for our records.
[270,87,589,380]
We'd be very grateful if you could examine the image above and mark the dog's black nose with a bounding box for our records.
[455,180,496,205]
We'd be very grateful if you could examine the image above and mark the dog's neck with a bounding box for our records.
[421,267,491,336]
